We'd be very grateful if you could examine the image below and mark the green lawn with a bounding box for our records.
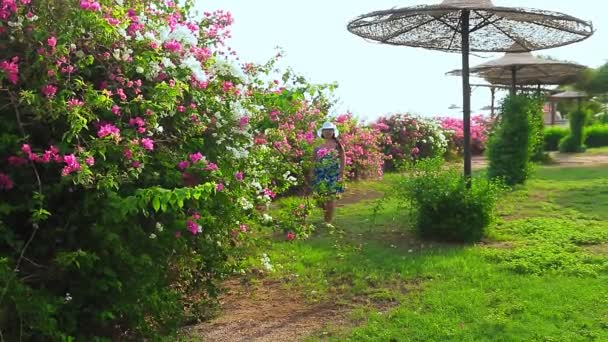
[245,166,608,341]
[586,146,608,155]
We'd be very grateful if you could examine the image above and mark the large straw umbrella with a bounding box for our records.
[347,0,593,180]
[447,44,587,95]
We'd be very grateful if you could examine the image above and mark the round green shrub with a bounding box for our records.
[544,127,569,151]
[584,124,608,148]
[397,158,503,243]
[559,109,589,153]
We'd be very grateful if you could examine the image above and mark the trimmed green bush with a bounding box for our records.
[529,97,547,162]
[559,109,589,153]
[544,127,569,151]
[393,158,503,243]
[487,95,537,185]
[584,124,608,148]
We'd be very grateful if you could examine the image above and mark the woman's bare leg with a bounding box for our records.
[324,200,335,223]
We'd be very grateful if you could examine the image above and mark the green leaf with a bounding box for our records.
[152,196,161,212]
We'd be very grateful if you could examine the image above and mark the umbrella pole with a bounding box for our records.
[461,10,472,184]
[510,66,517,96]
[490,87,496,118]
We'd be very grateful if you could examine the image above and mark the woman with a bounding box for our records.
[311,121,346,224]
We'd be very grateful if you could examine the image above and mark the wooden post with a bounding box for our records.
[490,87,496,117]
[461,10,472,185]
[510,66,517,96]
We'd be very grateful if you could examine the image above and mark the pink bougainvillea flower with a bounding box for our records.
[123,148,133,160]
[316,148,329,158]
[215,182,225,192]
[177,160,190,170]
[186,220,199,235]
[80,0,101,11]
[97,123,120,139]
[67,98,84,108]
[239,116,249,128]
[0,57,19,84]
[129,116,145,128]
[205,162,219,171]
[41,84,58,98]
[263,188,276,199]
[106,17,120,25]
[85,157,95,166]
[47,36,57,48]
[286,231,296,241]
[8,156,27,166]
[140,138,154,151]
[111,105,121,116]
[21,144,31,154]
[61,154,81,176]
[0,173,13,190]
[189,152,204,163]
[163,40,182,53]
[222,81,233,93]
[235,171,244,182]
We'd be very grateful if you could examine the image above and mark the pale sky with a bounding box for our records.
[196,1,607,122]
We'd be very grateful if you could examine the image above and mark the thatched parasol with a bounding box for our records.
[347,0,594,179]
[447,43,587,94]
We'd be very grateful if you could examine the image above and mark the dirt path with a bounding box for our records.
[185,188,388,341]
[472,152,608,170]
[183,279,347,342]
[336,188,383,207]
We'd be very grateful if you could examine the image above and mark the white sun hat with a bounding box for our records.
[317,121,339,138]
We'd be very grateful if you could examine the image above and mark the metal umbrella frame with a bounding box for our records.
[347,0,593,180]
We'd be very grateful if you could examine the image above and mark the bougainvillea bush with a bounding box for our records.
[335,113,388,180]
[439,115,493,157]
[0,0,311,339]
[247,61,336,196]
[374,113,448,170]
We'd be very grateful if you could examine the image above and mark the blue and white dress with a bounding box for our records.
[312,147,344,196]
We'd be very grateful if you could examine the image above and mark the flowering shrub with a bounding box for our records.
[0,0,314,339]
[247,60,335,195]
[270,198,315,240]
[374,113,448,170]
[335,113,388,180]
[439,115,493,157]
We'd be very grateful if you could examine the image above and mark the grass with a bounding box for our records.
[586,146,608,155]
[240,165,608,341]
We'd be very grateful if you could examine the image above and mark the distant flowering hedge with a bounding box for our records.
[439,115,494,156]
[374,113,448,169]
[373,113,493,169]
[336,113,388,179]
